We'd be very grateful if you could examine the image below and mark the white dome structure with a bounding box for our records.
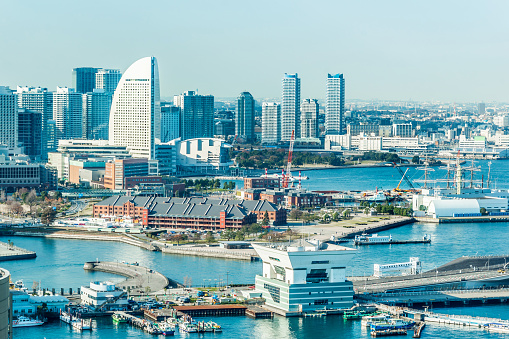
[428,199,480,218]
[109,57,160,159]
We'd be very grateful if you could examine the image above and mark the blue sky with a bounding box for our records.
[1,0,508,102]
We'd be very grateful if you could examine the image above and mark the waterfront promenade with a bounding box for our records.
[0,240,36,261]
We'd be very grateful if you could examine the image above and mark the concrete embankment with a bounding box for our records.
[340,217,416,239]
[83,261,180,292]
[160,244,258,261]
[0,241,36,261]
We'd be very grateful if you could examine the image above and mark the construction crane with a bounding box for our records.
[282,130,295,188]
[393,164,418,191]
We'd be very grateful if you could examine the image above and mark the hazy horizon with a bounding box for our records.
[1,1,508,103]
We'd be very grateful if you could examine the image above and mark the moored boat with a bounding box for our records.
[112,313,126,323]
[485,322,509,333]
[59,310,72,324]
[370,318,415,331]
[13,316,44,327]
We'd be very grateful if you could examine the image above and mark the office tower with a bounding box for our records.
[478,103,486,115]
[236,92,255,142]
[392,123,413,137]
[18,108,42,160]
[46,120,58,152]
[281,73,301,140]
[300,99,319,138]
[53,87,83,142]
[72,67,100,94]
[16,86,53,158]
[109,57,161,159]
[0,87,18,148]
[174,91,214,140]
[326,73,345,135]
[95,69,122,93]
[161,103,180,142]
[261,102,281,144]
[83,89,113,140]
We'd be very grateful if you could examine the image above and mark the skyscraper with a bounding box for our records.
[261,102,281,144]
[160,103,180,142]
[72,67,100,94]
[300,99,319,138]
[236,92,255,142]
[326,73,345,135]
[95,69,122,93]
[109,57,161,159]
[0,87,18,148]
[53,87,83,141]
[18,108,42,160]
[83,89,113,140]
[16,86,53,158]
[174,91,214,140]
[281,73,301,141]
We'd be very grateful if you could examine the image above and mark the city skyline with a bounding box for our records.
[1,1,508,102]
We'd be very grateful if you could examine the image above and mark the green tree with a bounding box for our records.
[205,231,216,244]
[332,211,340,221]
[261,211,269,226]
[289,209,303,220]
[40,207,57,226]
[480,207,487,215]
[249,223,262,235]
[222,229,236,240]
[412,155,420,164]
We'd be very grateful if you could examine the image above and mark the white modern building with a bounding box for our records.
[175,138,233,174]
[262,102,281,144]
[281,73,301,141]
[95,69,122,93]
[83,89,112,140]
[81,281,127,311]
[300,99,319,138]
[253,240,356,315]
[325,73,345,135]
[392,123,413,137]
[493,115,509,128]
[0,87,18,149]
[109,56,161,159]
[53,87,83,142]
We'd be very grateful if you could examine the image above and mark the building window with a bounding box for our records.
[314,299,328,305]
[311,260,329,264]
[263,283,280,303]
[306,269,328,283]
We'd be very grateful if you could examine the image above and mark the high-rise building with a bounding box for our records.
[72,67,100,94]
[478,102,486,115]
[300,99,319,138]
[262,102,281,144]
[326,73,345,135]
[174,91,214,140]
[83,89,113,140]
[236,92,255,142]
[0,87,18,148]
[16,86,53,158]
[95,69,122,93]
[281,73,301,141]
[392,123,413,137]
[18,108,42,160]
[109,57,161,159]
[160,103,180,142]
[53,87,83,142]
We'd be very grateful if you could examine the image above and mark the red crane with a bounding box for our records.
[282,130,295,188]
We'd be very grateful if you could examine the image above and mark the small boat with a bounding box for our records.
[362,314,391,327]
[59,310,72,324]
[362,191,389,202]
[180,321,198,333]
[343,310,371,320]
[370,318,415,331]
[208,321,222,333]
[112,313,126,323]
[13,316,44,327]
[485,322,509,333]
[157,322,175,336]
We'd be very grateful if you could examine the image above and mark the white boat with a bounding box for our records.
[485,323,509,333]
[259,174,309,181]
[361,314,391,327]
[59,310,72,324]
[13,316,44,327]
[354,233,392,245]
[179,321,198,333]
[362,191,388,202]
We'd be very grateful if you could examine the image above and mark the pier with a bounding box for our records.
[0,240,36,261]
[354,239,431,246]
[83,261,179,293]
[174,304,247,317]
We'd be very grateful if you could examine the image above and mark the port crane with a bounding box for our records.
[393,164,418,192]
[282,130,295,188]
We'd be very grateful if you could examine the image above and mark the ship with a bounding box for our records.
[13,316,44,327]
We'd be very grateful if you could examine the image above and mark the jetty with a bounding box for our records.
[83,261,180,293]
[0,240,36,261]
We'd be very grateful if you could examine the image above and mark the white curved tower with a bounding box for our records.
[109,57,160,159]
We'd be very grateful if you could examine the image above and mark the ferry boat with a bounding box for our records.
[361,314,391,327]
[370,318,415,331]
[485,322,509,333]
[112,313,127,323]
[361,191,389,202]
[354,233,392,245]
[13,316,44,327]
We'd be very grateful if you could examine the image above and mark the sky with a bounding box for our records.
[1,0,508,103]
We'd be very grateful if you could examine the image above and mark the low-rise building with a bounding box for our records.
[81,281,127,311]
[244,177,280,190]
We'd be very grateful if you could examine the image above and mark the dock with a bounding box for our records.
[371,329,407,337]
[355,239,431,245]
[245,305,274,319]
[0,240,36,261]
[174,304,247,317]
